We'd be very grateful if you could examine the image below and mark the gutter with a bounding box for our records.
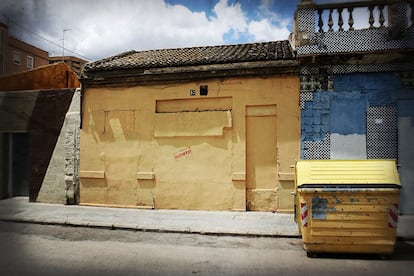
[81,60,299,87]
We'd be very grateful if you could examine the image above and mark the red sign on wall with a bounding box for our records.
[174,147,192,160]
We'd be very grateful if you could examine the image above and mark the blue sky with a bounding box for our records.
[166,0,298,21]
[0,0,300,61]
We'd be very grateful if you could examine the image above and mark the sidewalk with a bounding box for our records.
[1,197,413,239]
[0,197,299,237]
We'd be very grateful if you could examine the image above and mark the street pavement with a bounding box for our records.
[0,197,413,239]
[2,221,413,276]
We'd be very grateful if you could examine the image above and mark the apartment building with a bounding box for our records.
[0,22,49,76]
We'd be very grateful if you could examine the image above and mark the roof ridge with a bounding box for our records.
[85,50,137,69]
[136,40,286,53]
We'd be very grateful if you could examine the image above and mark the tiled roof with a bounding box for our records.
[83,40,295,73]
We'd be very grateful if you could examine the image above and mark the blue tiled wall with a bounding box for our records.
[301,72,414,158]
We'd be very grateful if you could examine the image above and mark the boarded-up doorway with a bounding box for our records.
[246,105,277,211]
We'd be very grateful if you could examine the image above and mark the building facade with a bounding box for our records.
[49,55,89,76]
[293,0,414,214]
[0,63,80,202]
[80,41,300,211]
[0,22,49,76]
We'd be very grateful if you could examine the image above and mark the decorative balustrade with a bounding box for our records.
[293,0,414,55]
[316,2,390,33]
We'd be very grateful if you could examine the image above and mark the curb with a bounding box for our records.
[0,217,301,238]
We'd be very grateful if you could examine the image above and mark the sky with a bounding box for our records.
[0,0,301,61]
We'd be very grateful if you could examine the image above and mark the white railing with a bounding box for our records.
[294,0,414,54]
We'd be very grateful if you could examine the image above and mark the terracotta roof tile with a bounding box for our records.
[84,40,295,73]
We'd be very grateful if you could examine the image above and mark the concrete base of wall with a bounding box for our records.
[37,89,80,204]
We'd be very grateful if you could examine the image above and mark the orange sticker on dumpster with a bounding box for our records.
[174,147,192,160]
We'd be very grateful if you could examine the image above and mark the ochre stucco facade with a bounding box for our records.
[80,76,300,211]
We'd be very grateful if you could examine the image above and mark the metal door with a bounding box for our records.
[12,133,29,196]
[398,100,414,214]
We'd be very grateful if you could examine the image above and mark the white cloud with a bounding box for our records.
[248,19,290,41]
[247,0,292,41]
[0,0,294,61]
[54,0,245,59]
[211,0,248,40]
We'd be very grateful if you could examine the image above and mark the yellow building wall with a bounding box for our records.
[80,75,300,211]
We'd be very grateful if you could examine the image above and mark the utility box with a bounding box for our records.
[294,160,401,256]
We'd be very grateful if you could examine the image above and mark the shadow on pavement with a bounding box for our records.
[393,240,414,260]
[304,240,414,260]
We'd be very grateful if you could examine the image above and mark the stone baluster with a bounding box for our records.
[328,9,334,31]
[411,3,414,27]
[338,8,344,31]
[379,5,385,28]
[318,9,324,33]
[369,6,375,29]
[348,7,354,30]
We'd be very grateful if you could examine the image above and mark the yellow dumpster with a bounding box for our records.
[294,160,401,256]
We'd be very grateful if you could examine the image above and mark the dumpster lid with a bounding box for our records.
[297,183,401,189]
[295,160,400,188]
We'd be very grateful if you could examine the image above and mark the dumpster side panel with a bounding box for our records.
[298,190,400,254]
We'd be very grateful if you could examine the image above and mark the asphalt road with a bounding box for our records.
[0,221,413,275]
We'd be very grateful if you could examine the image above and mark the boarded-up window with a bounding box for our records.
[105,110,135,134]
[91,110,136,135]
[154,111,232,137]
[154,97,232,137]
